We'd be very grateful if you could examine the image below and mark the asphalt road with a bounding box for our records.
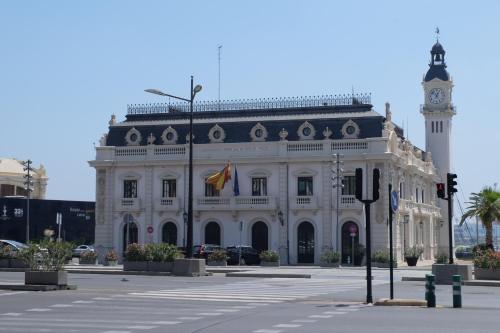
[0,270,499,333]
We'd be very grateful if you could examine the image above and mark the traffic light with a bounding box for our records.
[372,168,380,201]
[355,168,363,201]
[447,173,458,196]
[436,183,446,199]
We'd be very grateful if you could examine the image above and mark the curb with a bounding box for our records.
[402,277,500,287]
[0,284,77,291]
[374,298,427,307]
[226,272,311,278]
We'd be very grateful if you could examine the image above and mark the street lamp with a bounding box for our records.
[22,159,34,243]
[183,211,188,248]
[331,154,344,252]
[146,76,202,258]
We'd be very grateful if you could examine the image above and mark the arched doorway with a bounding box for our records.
[205,222,221,245]
[122,214,138,253]
[297,221,314,263]
[251,221,268,252]
[341,221,360,265]
[162,222,177,245]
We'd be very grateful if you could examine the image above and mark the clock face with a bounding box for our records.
[429,88,444,104]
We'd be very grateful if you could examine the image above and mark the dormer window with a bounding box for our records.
[125,128,142,146]
[297,121,315,140]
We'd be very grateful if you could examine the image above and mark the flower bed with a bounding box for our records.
[474,250,500,280]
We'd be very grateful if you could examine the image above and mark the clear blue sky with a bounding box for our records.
[1,1,498,206]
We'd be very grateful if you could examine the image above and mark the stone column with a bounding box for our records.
[144,166,154,243]
[278,163,288,263]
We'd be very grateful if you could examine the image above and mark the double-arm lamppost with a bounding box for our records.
[146,76,202,258]
[22,159,34,243]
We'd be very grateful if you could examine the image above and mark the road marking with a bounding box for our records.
[308,314,332,318]
[50,304,74,308]
[177,316,202,320]
[274,324,302,328]
[101,331,131,333]
[72,300,95,304]
[216,309,240,312]
[0,291,27,296]
[93,297,113,300]
[253,330,283,333]
[232,305,256,309]
[247,303,269,306]
[292,319,316,323]
[1,313,23,316]
[197,312,223,316]
[26,308,51,312]
[122,294,280,303]
[151,321,181,325]
[323,311,347,315]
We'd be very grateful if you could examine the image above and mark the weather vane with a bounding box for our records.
[435,27,440,41]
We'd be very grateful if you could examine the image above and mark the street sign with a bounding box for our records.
[390,191,399,213]
[147,225,154,234]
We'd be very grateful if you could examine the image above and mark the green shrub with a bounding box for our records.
[208,250,227,262]
[259,250,279,262]
[320,250,340,263]
[19,241,73,271]
[404,245,424,258]
[372,249,390,263]
[434,251,448,264]
[145,243,179,262]
[474,250,500,269]
[124,243,147,261]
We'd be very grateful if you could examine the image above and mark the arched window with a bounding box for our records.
[297,222,314,263]
[162,222,177,245]
[205,222,221,245]
[251,222,268,252]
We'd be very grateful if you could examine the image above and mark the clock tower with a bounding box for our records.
[421,38,456,251]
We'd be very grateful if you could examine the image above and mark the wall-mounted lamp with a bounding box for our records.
[277,210,284,226]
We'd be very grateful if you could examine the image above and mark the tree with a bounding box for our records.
[460,187,500,248]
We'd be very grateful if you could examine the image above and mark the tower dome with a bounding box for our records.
[424,41,449,82]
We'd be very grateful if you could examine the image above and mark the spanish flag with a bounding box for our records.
[206,164,231,191]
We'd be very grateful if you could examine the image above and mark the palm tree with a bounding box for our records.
[460,187,500,248]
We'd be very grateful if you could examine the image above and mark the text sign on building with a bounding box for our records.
[390,190,399,213]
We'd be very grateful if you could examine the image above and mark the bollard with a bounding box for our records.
[452,275,462,308]
[425,274,436,308]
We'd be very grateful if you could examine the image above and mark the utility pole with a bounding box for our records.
[331,154,344,252]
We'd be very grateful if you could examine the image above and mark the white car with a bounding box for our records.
[72,245,94,257]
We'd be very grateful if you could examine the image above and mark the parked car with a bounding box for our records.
[193,244,221,260]
[72,245,95,258]
[0,239,28,254]
[226,245,261,265]
[455,245,474,259]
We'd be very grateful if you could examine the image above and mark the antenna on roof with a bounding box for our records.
[218,45,223,111]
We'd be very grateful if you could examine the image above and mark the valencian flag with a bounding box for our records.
[206,164,231,191]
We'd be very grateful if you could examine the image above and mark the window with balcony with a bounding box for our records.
[162,179,177,198]
[123,180,137,198]
[341,176,356,195]
[205,181,220,197]
[297,177,313,196]
[252,177,267,196]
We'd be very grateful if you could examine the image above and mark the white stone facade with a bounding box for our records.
[0,158,48,199]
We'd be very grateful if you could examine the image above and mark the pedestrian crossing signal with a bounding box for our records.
[436,183,446,199]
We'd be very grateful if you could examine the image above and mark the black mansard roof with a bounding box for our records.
[106,94,391,146]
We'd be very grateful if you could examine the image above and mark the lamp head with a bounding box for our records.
[193,85,202,95]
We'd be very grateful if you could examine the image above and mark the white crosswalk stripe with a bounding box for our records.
[117,277,386,304]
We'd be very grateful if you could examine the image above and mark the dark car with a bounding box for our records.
[193,244,221,260]
[226,245,261,265]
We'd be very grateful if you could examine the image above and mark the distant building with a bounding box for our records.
[89,39,454,264]
[0,158,48,199]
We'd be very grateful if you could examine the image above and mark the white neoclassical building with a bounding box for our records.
[89,40,455,264]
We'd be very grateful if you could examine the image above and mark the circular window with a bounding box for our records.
[302,127,311,136]
[166,132,174,141]
[255,128,263,138]
[130,133,137,142]
[213,130,221,139]
[346,126,355,135]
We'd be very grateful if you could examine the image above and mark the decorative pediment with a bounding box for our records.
[208,124,225,143]
[250,123,268,142]
[125,128,142,146]
[297,121,316,140]
[341,119,360,139]
[161,126,178,145]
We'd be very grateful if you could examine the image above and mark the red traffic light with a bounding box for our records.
[436,183,446,199]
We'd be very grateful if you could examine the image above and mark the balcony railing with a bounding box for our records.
[195,196,277,211]
[400,200,441,215]
[116,198,141,211]
[338,195,362,209]
[154,197,180,212]
[290,196,319,211]
[127,93,371,115]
